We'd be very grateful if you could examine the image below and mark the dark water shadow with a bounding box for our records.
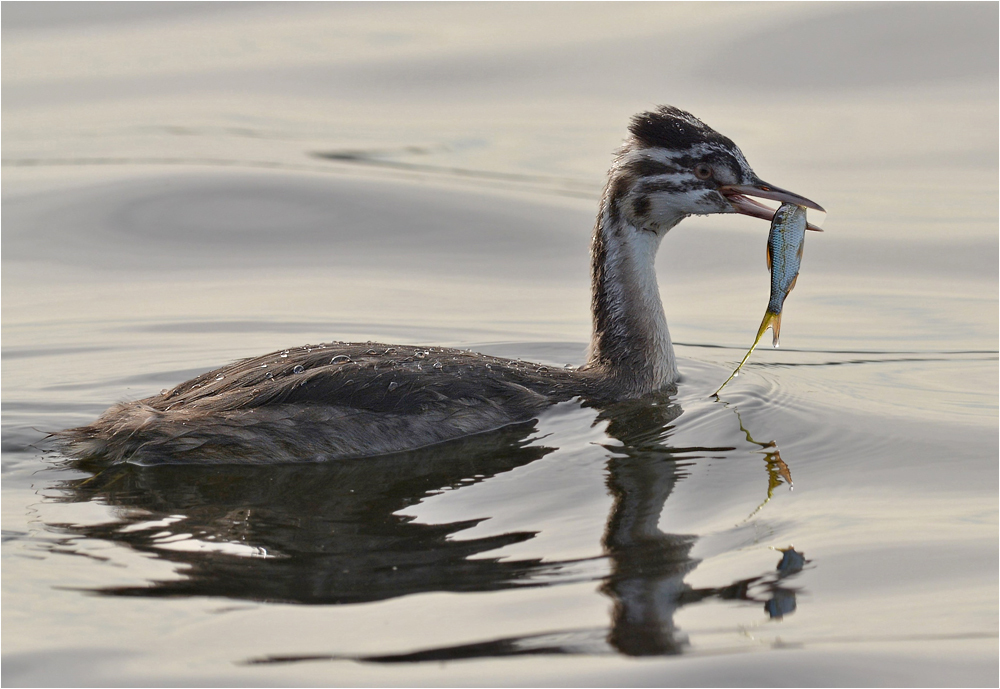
[53,423,553,604]
[50,393,807,660]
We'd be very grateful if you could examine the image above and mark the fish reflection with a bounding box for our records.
[52,392,807,661]
[733,406,794,523]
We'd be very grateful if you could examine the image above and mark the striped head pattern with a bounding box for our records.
[603,105,762,232]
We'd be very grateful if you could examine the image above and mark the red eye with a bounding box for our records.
[694,164,712,180]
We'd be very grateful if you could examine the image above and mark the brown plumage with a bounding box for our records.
[59,106,822,465]
[61,343,603,465]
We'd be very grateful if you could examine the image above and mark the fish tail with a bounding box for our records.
[713,311,779,396]
[766,311,782,347]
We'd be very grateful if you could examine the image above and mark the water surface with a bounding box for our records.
[3,3,997,686]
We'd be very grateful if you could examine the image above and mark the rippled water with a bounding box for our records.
[3,4,997,686]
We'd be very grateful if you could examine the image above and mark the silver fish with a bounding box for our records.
[715,203,808,395]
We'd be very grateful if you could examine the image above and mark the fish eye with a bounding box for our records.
[693,163,713,180]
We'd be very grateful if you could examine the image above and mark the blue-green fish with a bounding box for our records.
[715,203,808,394]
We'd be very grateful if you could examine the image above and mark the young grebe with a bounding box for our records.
[61,106,822,465]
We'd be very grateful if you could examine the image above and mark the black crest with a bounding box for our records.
[629,106,736,152]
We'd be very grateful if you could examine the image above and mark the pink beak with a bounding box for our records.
[719,183,825,231]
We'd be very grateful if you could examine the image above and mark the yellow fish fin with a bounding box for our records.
[766,243,772,271]
[714,311,780,396]
[770,310,783,347]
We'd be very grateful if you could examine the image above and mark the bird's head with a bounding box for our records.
[605,105,823,233]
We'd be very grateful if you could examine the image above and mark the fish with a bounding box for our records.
[714,203,808,395]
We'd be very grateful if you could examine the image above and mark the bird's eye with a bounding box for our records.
[693,163,713,180]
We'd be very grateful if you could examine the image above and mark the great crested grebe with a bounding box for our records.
[61,106,823,465]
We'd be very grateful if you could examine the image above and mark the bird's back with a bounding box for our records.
[60,343,597,465]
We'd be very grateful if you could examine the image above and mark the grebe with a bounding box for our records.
[61,106,823,465]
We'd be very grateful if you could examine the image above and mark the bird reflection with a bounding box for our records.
[52,391,806,661]
[596,397,801,656]
[58,423,557,603]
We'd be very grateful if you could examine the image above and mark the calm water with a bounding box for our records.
[3,3,997,686]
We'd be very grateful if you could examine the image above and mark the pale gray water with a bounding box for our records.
[2,3,997,686]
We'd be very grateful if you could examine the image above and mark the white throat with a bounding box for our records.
[586,204,679,396]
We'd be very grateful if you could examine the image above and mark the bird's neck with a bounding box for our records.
[586,198,680,396]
